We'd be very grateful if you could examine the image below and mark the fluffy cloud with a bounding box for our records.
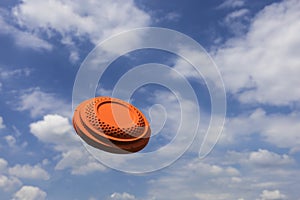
[214,0,300,106]
[8,164,50,180]
[248,149,294,167]
[29,114,78,151]
[12,186,47,200]
[30,114,75,147]
[17,88,71,118]
[185,159,239,177]
[0,158,22,192]
[29,114,106,175]
[258,190,287,200]
[0,157,51,193]
[0,175,22,192]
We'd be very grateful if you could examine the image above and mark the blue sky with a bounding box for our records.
[0,0,300,199]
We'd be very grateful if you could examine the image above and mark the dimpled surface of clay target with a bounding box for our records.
[72,97,151,153]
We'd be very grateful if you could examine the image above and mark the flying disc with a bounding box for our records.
[72,97,151,153]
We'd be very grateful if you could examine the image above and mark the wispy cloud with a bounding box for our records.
[0,9,52,51]
[217,0,246,9]
[221,108,300,151]
[108,192,137,200]
[10,0,151,62]
[147,148,296,199]
[16,87,71,118]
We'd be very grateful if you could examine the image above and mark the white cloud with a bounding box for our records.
[248,149,294,167]
[0,175,22,192]
[4,135,16,147]
[96,87,113,97]
[163,12,181,22]
[153,11,181,24]
[8,164,50,180]
[147,90,203,154]
[221,108,300,151]
[170,46,217,82]
[185,159,239,177]
[109,192,137,200]
[0,157,51,195]
[61,36,80,63]
[0,158,22,192]
[29,114,106,175]
[41,159,49,166]
[17,88,71,118]
[224,149,295,170]
[147,158,242,200]
[146,152,299,199]
[214,0,300,106]
[29,114,75,147]
[11,0,150,60]
[0,116,5,129]
[222,9,250,36]
[0,67,31,93]
[70,161,106,175]
[0,158,8,171]
[217,0,245,9]
[55,149,106,175]
[194,193,232,200]
[0,67,31,80]
[12,186,47,200]
[0,9,52,51]
[225,8,249,19]
[258,190,286,200]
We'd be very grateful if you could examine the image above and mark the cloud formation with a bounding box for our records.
[30,114,106,175]
[214,0,300,106]
[12,186,47,200]
[10,0,150,62]
[8,164,50,180]
[258,189,287,200]
[0,9,52,51]
[0,116,5,129]
[108,192,137,200]
[222,108,300,152]
[17,88,71,118]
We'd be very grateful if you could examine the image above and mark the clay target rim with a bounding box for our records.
[81,97,150,142]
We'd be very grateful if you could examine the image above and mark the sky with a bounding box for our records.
[0,0,300,199]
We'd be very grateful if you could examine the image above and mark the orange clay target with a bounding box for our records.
[72,97,151,153]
